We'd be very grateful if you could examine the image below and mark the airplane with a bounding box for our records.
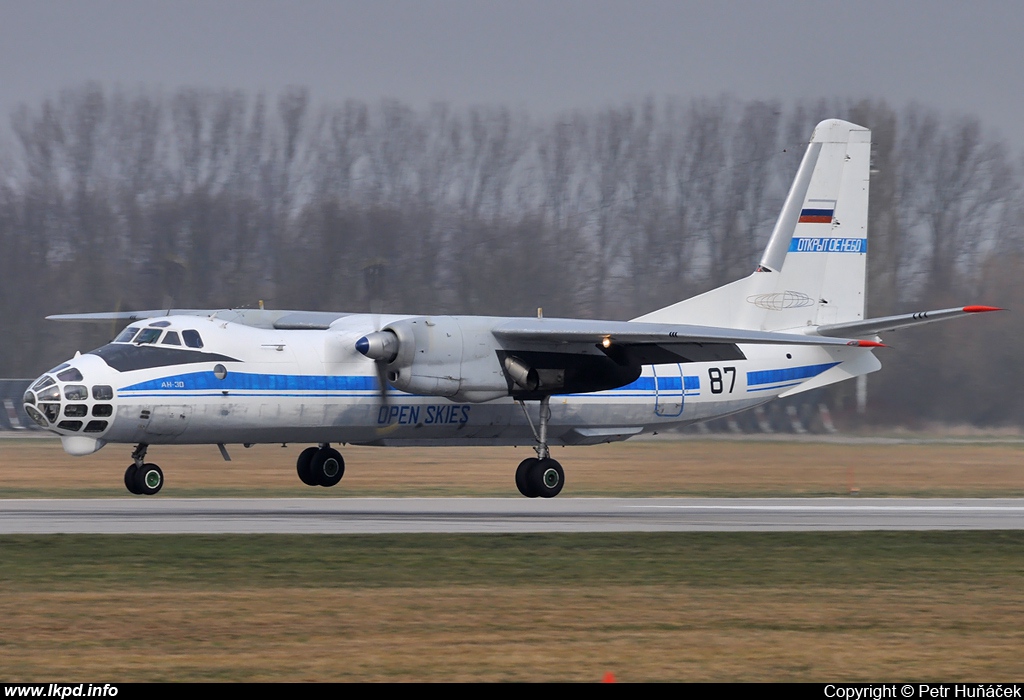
[22,119,1000,497]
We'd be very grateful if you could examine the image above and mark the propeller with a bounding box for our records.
[362,260,391,407]
[355,330,399,406]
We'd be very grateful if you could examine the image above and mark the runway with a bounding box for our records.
[2,497,1024,533]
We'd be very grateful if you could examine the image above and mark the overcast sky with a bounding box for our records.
[2,0,1022,146]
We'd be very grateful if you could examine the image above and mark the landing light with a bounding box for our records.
[601,336,612,348]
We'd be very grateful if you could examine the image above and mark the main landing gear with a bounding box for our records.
[296,444,345,487]
[515,396,564,498]
[124,443,164,495]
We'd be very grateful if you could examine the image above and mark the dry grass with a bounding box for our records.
[4,585,1024,682]
[1,532,1023,682]
[1,436,1023,497]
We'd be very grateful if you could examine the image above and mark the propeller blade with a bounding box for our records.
[374,359,390,407]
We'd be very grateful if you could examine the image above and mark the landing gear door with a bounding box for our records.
[652,363,684,417]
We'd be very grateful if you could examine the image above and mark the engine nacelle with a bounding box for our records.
[371,316,510,403]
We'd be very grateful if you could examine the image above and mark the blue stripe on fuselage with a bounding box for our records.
[119,371,379,393]
[746,362,840,390]
[121,371,704,397]
[617,376,700,392]
[121,364,836,398]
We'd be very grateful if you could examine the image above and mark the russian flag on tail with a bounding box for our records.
[798,208,834,224]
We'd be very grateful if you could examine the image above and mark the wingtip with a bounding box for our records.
[850,340,887,348]
[963,305,1004,313]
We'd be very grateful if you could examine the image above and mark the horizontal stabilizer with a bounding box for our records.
[816,306,1003,338]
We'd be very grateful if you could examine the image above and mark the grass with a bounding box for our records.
[1,532,1024,681]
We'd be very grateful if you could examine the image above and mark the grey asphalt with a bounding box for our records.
[2,497,1024,534]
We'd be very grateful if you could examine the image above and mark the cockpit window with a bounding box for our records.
[161,331,181,346]
[114,328,139,343]
[64,385,88,401]
[92,385,113,400]
[37,385,60,402]
[134,328,162,344]
[182,330,204,349]
[57,368,84,383]
[32,376,55,392]
[149,321,171,328]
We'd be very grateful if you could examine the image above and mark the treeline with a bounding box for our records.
[1,84,1021,426]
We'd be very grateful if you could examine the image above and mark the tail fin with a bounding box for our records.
[634,119,871,331]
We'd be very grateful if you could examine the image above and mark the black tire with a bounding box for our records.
[528,458,564,498]
[515,458,539,498]
[296,446,319,486]
[135,463,164,495]
[124,464,140,495]
[310,447,345,487]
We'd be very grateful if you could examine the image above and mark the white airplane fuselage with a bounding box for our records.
[26,311,868,456]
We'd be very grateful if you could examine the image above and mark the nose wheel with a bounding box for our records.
[124,445,163,495]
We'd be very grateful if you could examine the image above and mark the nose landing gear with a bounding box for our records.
[124,444,163,495]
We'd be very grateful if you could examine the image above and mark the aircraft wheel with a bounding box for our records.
[135,463,164,495]
[296,446,319,486]
[310,447,345,487]
[124,464,141,495]
[515,458,539,498]
[528,458,564,499]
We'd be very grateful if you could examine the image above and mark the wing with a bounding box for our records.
[46,309,219,323]
[816,306,1003,338]
[46,309,352,330]
[492,317,882,365]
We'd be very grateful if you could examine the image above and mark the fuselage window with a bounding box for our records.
[182,330,204,349]
[162,331,181,346]
[115,328,139,343]
[134,328,162,345]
